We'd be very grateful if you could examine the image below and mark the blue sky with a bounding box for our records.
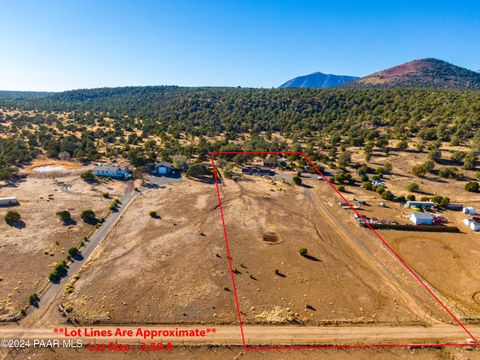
[1,0,479,91]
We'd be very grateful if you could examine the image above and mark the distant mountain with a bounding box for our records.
[348,58,480,89]
[279,72,359,88]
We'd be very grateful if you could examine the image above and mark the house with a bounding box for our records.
[464,218,480,231]
[241,165,275,177]
[263,157,278,167]
[92,164,132,180]
[463,207,476,215]
[155,163,172,176]
[0,197,18,207]
[405,201,435,209]
[409,212,434,225]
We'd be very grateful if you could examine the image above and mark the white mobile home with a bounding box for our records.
[92,164,132,180]
[0,197,18,206]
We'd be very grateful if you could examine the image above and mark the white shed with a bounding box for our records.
[409,212,433,225]
[463,207,476,215]
[464,218,480,231]
[0,197,18,206]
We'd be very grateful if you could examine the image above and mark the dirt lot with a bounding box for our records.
[0,161,126,316]
[1,346,477,360]
[64,173,447,326]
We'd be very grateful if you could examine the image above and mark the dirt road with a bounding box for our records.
[0,324,478,347]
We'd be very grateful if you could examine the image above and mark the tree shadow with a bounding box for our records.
[9,220,26,229]
[83,218,99,225]
[63,219,77,226]
[71,253,84,261]
[303,254,322,262]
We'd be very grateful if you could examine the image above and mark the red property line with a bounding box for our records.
[210,151,478,351]
[209,153,247,348]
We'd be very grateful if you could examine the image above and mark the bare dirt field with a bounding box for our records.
[64,173,448,327]
[0,346,476,360]
[0,162,126,316]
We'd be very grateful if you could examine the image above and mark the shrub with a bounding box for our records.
[102,192,110,199]
[56,210,71,223]
[149,210,158,218]
[298,247,308,257]
[80,209,96,222]
[451,151,465,163]
[381,190,394,201]
[337,185,346,192]
[292,176,302,186]
[428,149,442,162]
[463,152,477,170]
[407,194,416,201]
[375,186,385,194]
[465,181,480,193]
[383,162,393,173]
[29,293,39,306]
[5,211,21,225]
[48,262,68,283]
[438,167,457,179]
[68,247,79,257]
[396,195,406,203]
[80,170,96,182]
[406,183,419,192]
[362,182,373,191]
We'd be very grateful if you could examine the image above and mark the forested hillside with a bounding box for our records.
[2,86,480,139]
[1,86,480,183]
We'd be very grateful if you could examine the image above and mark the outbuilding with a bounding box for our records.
[0,197,18,206]
[409,212,434,225]
[464,218,480,231]
[463,207,476,215]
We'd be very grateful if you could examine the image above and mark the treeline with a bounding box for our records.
[1,86,480,142]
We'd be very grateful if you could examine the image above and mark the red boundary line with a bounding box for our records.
[210,151,479,351]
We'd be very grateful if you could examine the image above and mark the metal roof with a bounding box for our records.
[410,212,433,220]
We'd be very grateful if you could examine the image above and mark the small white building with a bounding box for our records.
[0,197,18,206]
[463,207,476,215]
[409,212,433,225]
[464,218,480,231]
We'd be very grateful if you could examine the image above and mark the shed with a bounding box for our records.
[463,207,476,215]
[409,212,433,225]
[0,197,18,206]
